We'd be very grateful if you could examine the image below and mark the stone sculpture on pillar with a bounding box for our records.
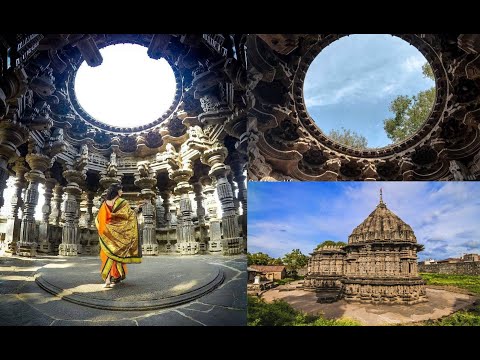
[99,150,122,194]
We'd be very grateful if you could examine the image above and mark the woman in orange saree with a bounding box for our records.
[95,184,142,288]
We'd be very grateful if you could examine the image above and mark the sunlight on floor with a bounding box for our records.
[0,275,35,282]
[42,263,74,269]
[0,266,42,272]
[18,291,62,305]
[171,280,198,292]
[56,283,106,297]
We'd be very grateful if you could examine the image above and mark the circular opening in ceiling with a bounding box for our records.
[74,43,176,128]
[304,34,436,149]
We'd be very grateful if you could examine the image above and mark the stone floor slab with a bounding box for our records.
[0,254,246,326]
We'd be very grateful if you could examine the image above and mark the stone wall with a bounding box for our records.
[419,262,480,276]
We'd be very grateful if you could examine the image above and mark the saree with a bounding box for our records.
[95,198,142,281]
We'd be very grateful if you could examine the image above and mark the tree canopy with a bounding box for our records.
[383,63,435,143]
[247,252,273,266]
[247,252,284,266]
[328,127,368,149]
[282,249,309,273]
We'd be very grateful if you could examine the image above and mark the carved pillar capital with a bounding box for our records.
[170,168,194,195]
[201,145,229,178]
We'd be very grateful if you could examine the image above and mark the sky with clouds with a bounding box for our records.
[75,44,176,127]
[304,34,435,148]
[248,182,480,261]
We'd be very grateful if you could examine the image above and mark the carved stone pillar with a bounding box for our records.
[171,168,197,255]
[159,190,173,252]
[202,145,243,255]
[160,191,171,228]
[0,163,9,211]
[203,178,222,253]
[231,156,247,241]
[155,195,166,228]
[38,173,56,253]
[135,167,158,256]
[17,154,50,257]
[78,191,97,255]
[193,181,207,251]
[231,156,247,215]
[87,195,102,253]
[227,171,240,215]
[58,170,85,256]
[170,195,179,227]
[5,158,28,253]
[193,182,206,226]
[0,121,29,209]
[50,184,63,226]
[85,191,95,229]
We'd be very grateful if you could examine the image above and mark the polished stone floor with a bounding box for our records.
[0,254,246,326]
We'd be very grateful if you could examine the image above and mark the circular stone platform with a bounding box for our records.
[261,281,477,325]
[35,256,224,311]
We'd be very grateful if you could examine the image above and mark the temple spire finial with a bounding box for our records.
[380,188,383,204]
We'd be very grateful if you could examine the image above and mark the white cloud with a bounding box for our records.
[303,35,433,110]
[402,55,425,73]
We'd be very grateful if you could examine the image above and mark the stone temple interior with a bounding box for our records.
[247,34,480,181]
[0,34,248,258]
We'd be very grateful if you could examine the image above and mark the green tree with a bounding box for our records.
[328,127,368,149]
[336,241,347,247]
[422,62,434,81]
[383,63,435,143]
[282,249,309,274]
[269,257,284,265]
[247,252,274,266]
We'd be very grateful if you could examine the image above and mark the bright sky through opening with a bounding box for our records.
[75,44,176,127]
[304,34,435,148]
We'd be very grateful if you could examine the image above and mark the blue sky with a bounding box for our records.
[248,182,480,261]
[304,34,435,148]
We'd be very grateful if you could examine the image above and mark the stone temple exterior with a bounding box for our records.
[304,190,427,304]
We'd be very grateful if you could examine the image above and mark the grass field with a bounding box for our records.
[420,273,480,295]
[420,273,480,326]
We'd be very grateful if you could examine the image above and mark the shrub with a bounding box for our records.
[247,295,360,326]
